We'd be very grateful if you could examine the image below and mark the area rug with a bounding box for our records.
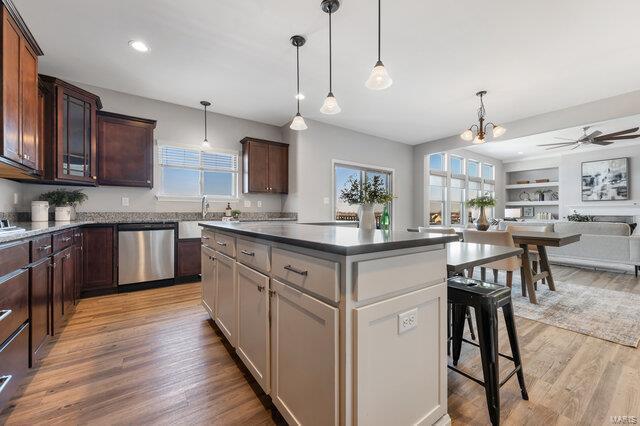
[509,282,640,347]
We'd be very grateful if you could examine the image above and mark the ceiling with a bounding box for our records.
[14,0,640,144]
[467,114,640,161]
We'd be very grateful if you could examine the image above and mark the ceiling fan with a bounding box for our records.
[537,126,640,150]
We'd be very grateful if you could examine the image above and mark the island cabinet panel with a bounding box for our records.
[97,111,156,188]
[236,238,270,274]
[240,138,289,194]
[272,247,339,303]
[353,284,448,426]
[270,278,338,426]
[201,245,216,318]
[214,252,236,347]
[29,257,49,364]
[235,263,270,394]
[82,226,115,292]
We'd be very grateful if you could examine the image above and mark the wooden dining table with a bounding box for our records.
[410,226,582,304]
[446,242,523,275]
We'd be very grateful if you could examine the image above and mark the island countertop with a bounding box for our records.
[199,221,458,255]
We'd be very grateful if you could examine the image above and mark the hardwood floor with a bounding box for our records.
[1,265,638,425]
[0,283,280,425]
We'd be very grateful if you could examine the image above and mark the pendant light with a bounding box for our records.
[365,0,392,90]
[200,101,211,149]
[320,0,341,115]
[289,35,308,131]
[460,91,506,144]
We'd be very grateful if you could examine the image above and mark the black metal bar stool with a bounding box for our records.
[447,276,528,426]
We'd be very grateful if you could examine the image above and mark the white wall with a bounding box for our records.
[282,119,415,231]
[15,83,285,214]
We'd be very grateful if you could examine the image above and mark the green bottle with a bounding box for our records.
[380,205,390,230]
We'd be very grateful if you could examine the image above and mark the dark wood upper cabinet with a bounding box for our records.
[97,111,156,188]
[0,0,43,179]
[240,137,288,194]
[39,75,102,185]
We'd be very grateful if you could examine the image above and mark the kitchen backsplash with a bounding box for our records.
[5,211,297,223]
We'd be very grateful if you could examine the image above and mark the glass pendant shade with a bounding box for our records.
[472,135,485,145]
[202,139,211,149]
[460,129,474,141]
[365,61,393,90]
[320,92,341,115]
[492,124,506,138]
[290,113,308,131]
[295,92,305,100]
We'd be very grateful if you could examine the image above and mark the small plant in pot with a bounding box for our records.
[39,189,88,222]
[467,194,496,231]
[339,175,394,231]
[231,210,241,220]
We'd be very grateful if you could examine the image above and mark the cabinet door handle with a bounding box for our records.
[38,244,52,251]
[0,375,12,394]
[146,180,151,184]
[61,237,71,242]
[240,250,255,257]
[216,241,227,247]
[257,285,265,292]
[284,265,308,276]
[0,309,12,322]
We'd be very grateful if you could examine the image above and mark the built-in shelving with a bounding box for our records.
[505,201,559,206]
[505,182,559,190]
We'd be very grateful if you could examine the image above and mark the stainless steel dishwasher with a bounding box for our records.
[118,223,176,286]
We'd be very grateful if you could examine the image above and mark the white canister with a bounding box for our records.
[31,201,49,222]
[54,206,72,222]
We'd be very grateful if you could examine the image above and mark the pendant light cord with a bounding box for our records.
[377,0,381,61]
[204,104,208,142]
[296,44,301,114]
[329,7,333,92]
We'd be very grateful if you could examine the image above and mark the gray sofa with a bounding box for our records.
[498,220,640,275]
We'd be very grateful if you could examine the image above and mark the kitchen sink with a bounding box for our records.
[178,221,204,239]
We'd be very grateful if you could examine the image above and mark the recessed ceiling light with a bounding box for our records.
[517,151,524,155]
[128,40,149,52]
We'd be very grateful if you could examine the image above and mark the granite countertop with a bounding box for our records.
[0,221,93,244]
[199,221,458,255]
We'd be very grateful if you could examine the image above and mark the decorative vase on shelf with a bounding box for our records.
[476,206,490,231]
[358,203,376,231]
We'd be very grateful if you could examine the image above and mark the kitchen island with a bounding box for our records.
[199,221,457,426]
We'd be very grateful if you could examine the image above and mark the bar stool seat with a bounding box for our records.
[447,276,528,426]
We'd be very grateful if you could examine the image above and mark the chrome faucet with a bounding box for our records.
[201,195,210,219]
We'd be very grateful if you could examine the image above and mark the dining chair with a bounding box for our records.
[462,229,521,288]
[418,226,459,236]
[505,224,553,287]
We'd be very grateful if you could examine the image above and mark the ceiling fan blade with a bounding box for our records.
[554,137,577,141]
[538,142,576,146]
[545,144,575,150]
[570,144,581,150]
[584,130,603,139]
[596,135,640,141]
[597,127,640,139]
[591,141,614,146]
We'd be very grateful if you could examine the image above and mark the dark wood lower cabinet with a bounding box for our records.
[177,239,201,278]
[82,226,115,292]
[50,250,64,334]
[0,323,29,409]
[73,231,83,302]
[62,247,74,316]
[29,257,49,365]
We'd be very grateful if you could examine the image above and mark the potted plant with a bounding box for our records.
[231,209,241,220]
[467,194,496,231]
[39,189,88,222]
[339,175,394,230]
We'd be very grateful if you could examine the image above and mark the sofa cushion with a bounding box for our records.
[553,221,630,237]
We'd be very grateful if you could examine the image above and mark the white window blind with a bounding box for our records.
[159,146,239,199]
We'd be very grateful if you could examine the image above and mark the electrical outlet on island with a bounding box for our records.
[244,200,251,208]
[121,197,129,207]
[257,200,262,208]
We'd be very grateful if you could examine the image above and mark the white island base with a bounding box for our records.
[200,223,451,425]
